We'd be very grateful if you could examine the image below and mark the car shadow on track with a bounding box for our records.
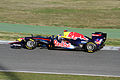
[0,63,21,80]
[48,48,86,52]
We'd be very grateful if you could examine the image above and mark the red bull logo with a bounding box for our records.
[95,39,103,45]
[67,32,88,40]
[54,40,71,48]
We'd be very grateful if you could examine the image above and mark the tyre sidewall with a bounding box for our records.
[25,39,36,50]
[86,42,97,53]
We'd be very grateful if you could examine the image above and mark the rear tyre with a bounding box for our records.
[85,42,97,53]
[25,39,36,50]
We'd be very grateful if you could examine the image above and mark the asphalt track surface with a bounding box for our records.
[0,44,120,76]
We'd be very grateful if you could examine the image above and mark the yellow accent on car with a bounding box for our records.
[29,39,34,42]
[61,32,70,39]
[25,45,33,50]
[88,50,93,52]
[17,38,22,42]
[49,45,51,47]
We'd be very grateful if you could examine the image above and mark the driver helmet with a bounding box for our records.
[58,34,62,40]
[64,30,68,32]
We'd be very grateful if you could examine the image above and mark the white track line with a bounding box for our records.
[101,46,120,51]
[0,70,120,77]
[0,40,14,44]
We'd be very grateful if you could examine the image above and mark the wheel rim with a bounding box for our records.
[27,41,35,48]
[87,44,94,51]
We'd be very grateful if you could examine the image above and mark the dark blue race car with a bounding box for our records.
[9,31,107,53]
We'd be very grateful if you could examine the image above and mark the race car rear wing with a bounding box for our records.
[92,32,107,45]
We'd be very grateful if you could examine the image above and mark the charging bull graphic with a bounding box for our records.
[63,32,88,40]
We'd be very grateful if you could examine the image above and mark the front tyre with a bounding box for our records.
[85,42,97,53]
[25,39,36,50]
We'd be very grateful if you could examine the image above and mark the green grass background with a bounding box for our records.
[0,0,120,28]
[0,72,120,80]
[0,23,120,39]
[0,0,120,39]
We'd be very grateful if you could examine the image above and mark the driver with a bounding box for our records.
[58,34,62,40]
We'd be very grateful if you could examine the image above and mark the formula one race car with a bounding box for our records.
[9,30,107,53]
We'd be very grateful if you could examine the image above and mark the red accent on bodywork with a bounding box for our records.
[64,30,68,32]
[8,41,20,44]
[92,34,102,36]
[67,32,88,40]
[20,38,24,40]
[33,38,50,41]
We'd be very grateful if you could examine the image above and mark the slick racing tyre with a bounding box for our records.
[85,42,97,53]
[25,39,36,50]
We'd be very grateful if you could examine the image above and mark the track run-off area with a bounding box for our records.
[0,23,120,77]
[0,44,120,77]
[0,23,120,39]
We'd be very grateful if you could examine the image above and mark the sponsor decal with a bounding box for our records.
[67,32,88,40]
[54,40,71,48]
[95,39,103,44]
